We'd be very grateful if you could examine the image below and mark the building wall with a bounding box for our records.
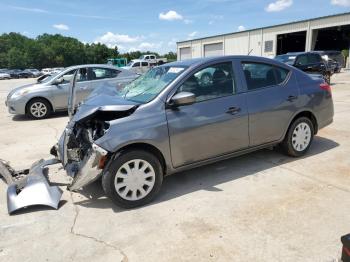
[177,13,350,60]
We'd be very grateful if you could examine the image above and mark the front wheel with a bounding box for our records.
[102,150,163,208]
[27,98,51,119]
[281,117,314,157]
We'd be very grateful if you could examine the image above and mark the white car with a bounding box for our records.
[0,72,11,80]
[122,60,150,74]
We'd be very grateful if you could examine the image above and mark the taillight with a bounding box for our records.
[320,83,331,93]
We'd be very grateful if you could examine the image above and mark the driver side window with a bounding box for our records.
[60,68,88,84]
[178,62,235,102]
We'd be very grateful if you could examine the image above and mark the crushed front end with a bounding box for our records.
[55,117,110,191]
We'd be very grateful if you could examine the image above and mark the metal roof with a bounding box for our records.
[177,12,350,44]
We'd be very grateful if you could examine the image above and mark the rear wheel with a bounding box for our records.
[281,117,314,157]
[102,150,163,208]
[27,98,51,119]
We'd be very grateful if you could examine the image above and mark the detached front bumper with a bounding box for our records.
[5,159,62,214]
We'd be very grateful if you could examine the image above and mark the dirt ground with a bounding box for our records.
[0,72,349,261]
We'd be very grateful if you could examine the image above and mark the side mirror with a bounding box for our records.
[53,77,64,85]
[169,92,196,107]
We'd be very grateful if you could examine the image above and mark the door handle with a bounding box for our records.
[287,95,298,102]
[226,106,241,115]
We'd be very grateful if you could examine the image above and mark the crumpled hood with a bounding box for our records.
[72,89,139,123]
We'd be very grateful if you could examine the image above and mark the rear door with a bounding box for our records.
[166,61,249,167]
[241,60,299,146]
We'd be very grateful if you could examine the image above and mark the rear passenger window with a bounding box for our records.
[242,62,289,90]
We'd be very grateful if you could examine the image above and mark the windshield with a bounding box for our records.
[275,55,296,65]
[38,71,61,83]
[120,65,187,103]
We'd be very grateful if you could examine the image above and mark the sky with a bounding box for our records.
[0,0,349,54]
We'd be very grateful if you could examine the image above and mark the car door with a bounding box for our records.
[89,67,132,95]
[241,60,299,146]
[166,61,249,167]
[51,68,90,110]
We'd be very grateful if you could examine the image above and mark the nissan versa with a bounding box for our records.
[14,56,333,210]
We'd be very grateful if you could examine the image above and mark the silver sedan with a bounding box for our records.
[5,64,138,119]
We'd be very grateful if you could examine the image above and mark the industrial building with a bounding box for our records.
[177,12,350,60]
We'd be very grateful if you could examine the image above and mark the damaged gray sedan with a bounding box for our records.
[53,56,333,208]
[3,56,334,211]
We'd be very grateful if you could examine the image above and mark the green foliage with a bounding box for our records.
[0,32,177,69]
[342,49,349,59]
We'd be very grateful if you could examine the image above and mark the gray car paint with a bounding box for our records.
[62,56,333,184]
[5,64,138,115]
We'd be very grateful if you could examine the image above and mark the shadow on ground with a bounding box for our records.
[72,136,339,213]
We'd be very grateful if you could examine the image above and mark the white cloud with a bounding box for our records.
[187,31,198,40]
[184,19,193,24]
[95,32,140,48]
[265,0,293,12]
[167,38,178,47]
[9,5,48,13]
[331,0,350,6]
[238,25,246,31]
[159,10,183,21]
[53,24,69,31]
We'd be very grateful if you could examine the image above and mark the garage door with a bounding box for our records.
[179,47,191,60]
[204,43,223,57]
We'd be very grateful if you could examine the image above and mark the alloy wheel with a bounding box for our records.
[30,102,47,118]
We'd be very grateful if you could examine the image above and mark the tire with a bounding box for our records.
[281,117,314,157]
[324,73,331,85]
[26,98,51,119]
[102,149,163,209]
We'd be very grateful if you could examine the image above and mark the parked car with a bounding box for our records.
[275,52,332,84]
[23,69,42,78]
[139,54,167,65]
[7,69,32,78]
[0,69,11,79]
[54,56,334,208]
[122,59,151,74]
[5,64,138,119]
[316,50,345,71]
[41,68,53,74]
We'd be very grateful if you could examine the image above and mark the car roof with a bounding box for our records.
[163,55,285,68]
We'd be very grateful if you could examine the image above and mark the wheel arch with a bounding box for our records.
[113,142,167,175]
[25,97,54,114]
[285,110,318,137]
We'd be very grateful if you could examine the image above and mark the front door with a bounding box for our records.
[166,61,249,167]
[52,68,90,110]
